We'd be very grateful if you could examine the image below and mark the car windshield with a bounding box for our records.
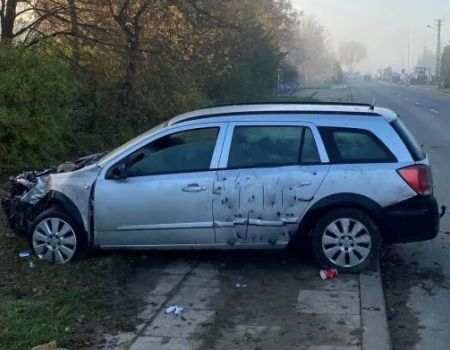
[97,121,168,166]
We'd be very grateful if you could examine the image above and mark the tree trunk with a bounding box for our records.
[67,0,80,65]
[1,0,18,44]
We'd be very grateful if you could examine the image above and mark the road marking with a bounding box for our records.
[415,102,420,106]
[430,108,440,114]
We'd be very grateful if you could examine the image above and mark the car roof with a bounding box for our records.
[167,102,398,126]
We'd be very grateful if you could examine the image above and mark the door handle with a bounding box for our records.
[182,184,207,192]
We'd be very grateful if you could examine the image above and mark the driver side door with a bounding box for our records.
[93,123,225,247]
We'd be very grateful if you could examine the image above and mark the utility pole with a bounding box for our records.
[435,19,444,82]
[407,25,410,74]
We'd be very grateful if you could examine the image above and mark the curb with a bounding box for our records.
[359,263,392,350]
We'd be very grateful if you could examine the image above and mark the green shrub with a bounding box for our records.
[0,44,85,175]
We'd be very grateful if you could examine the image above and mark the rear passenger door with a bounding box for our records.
[213,121,330,247]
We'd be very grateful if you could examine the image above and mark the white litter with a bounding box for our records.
[165,305,184,316]
[29,261,35,268]
[19,250,31,258]
[235,283,247,288]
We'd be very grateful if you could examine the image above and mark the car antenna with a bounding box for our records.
[369,98,376,110]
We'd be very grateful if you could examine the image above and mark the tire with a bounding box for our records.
[311,208,381,273]
[29,207,88,263]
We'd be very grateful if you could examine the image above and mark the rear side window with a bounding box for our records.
[319,127,397,163]
[227,126,320,168]
[390,119,425,161]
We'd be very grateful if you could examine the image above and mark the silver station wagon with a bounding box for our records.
[2,103,444,272]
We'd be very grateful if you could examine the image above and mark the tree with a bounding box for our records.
[440,45,450,88]
[338,41,367,72]
[1,0,332,177]
[0,0,66,44]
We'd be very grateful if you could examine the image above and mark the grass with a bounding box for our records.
[0,216,139,350]
[438,88,450,95]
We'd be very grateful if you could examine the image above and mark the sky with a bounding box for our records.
[291,0,450,74]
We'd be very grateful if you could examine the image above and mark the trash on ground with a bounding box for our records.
[29,261,35,268]
[235,283,248,288]
[18,250,31,258]
[165,305,184,316]
[319,268,338,280]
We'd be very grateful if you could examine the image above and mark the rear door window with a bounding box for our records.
[319,127,397,163]
[227,126,320,168]
[301,128,321,163]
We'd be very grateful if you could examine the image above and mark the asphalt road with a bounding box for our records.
[349,78,450,350]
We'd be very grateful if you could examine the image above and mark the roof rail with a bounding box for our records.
[199,101,373,109]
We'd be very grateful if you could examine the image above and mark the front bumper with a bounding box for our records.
[1,196,39,235]
[381,195,441,243]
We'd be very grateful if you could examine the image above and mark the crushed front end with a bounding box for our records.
[1,152,106,236]
[1,168,53,235]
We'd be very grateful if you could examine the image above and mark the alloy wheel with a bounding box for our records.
[321,218,372,268]
[32,217,77,263]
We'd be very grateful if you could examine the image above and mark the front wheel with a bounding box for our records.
[311,208,381,273]
[30,208,87,263]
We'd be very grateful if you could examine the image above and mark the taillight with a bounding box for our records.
[397,165,433,196]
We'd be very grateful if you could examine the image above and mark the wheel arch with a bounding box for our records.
[43,190,87,236]
[288,193,385,248]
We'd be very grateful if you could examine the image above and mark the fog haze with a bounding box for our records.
[293,0,450,73]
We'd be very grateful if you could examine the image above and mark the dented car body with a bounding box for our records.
[1,103,443,271]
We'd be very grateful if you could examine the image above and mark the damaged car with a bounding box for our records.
[1,103,444,271]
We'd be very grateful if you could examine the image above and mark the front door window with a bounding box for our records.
[126,127,219,177]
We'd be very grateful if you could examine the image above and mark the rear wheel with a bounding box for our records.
[311,208,381,272]
[30,208,87,263]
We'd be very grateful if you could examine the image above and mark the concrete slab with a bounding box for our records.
[130,336,201,350]
[169,286,221,309]
[101,331,136,349]
[297,290,360,315]
[183,276,221,288]
[144,309,216,338]
[206,315,362,350]
[148,274,185,296]
[297,274,359,291]
[163,260,194,275]
[138,294,167,320]
[190,263,219,279]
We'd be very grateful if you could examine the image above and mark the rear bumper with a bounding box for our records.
[380,195,440,243]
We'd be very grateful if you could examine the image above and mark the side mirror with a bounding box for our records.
[110,163,127,180]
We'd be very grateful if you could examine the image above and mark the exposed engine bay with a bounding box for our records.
[1,152,106,234]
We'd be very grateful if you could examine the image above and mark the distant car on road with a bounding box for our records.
[2,103,443,272]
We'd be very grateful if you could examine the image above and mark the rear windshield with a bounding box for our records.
[390,119,425,161]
